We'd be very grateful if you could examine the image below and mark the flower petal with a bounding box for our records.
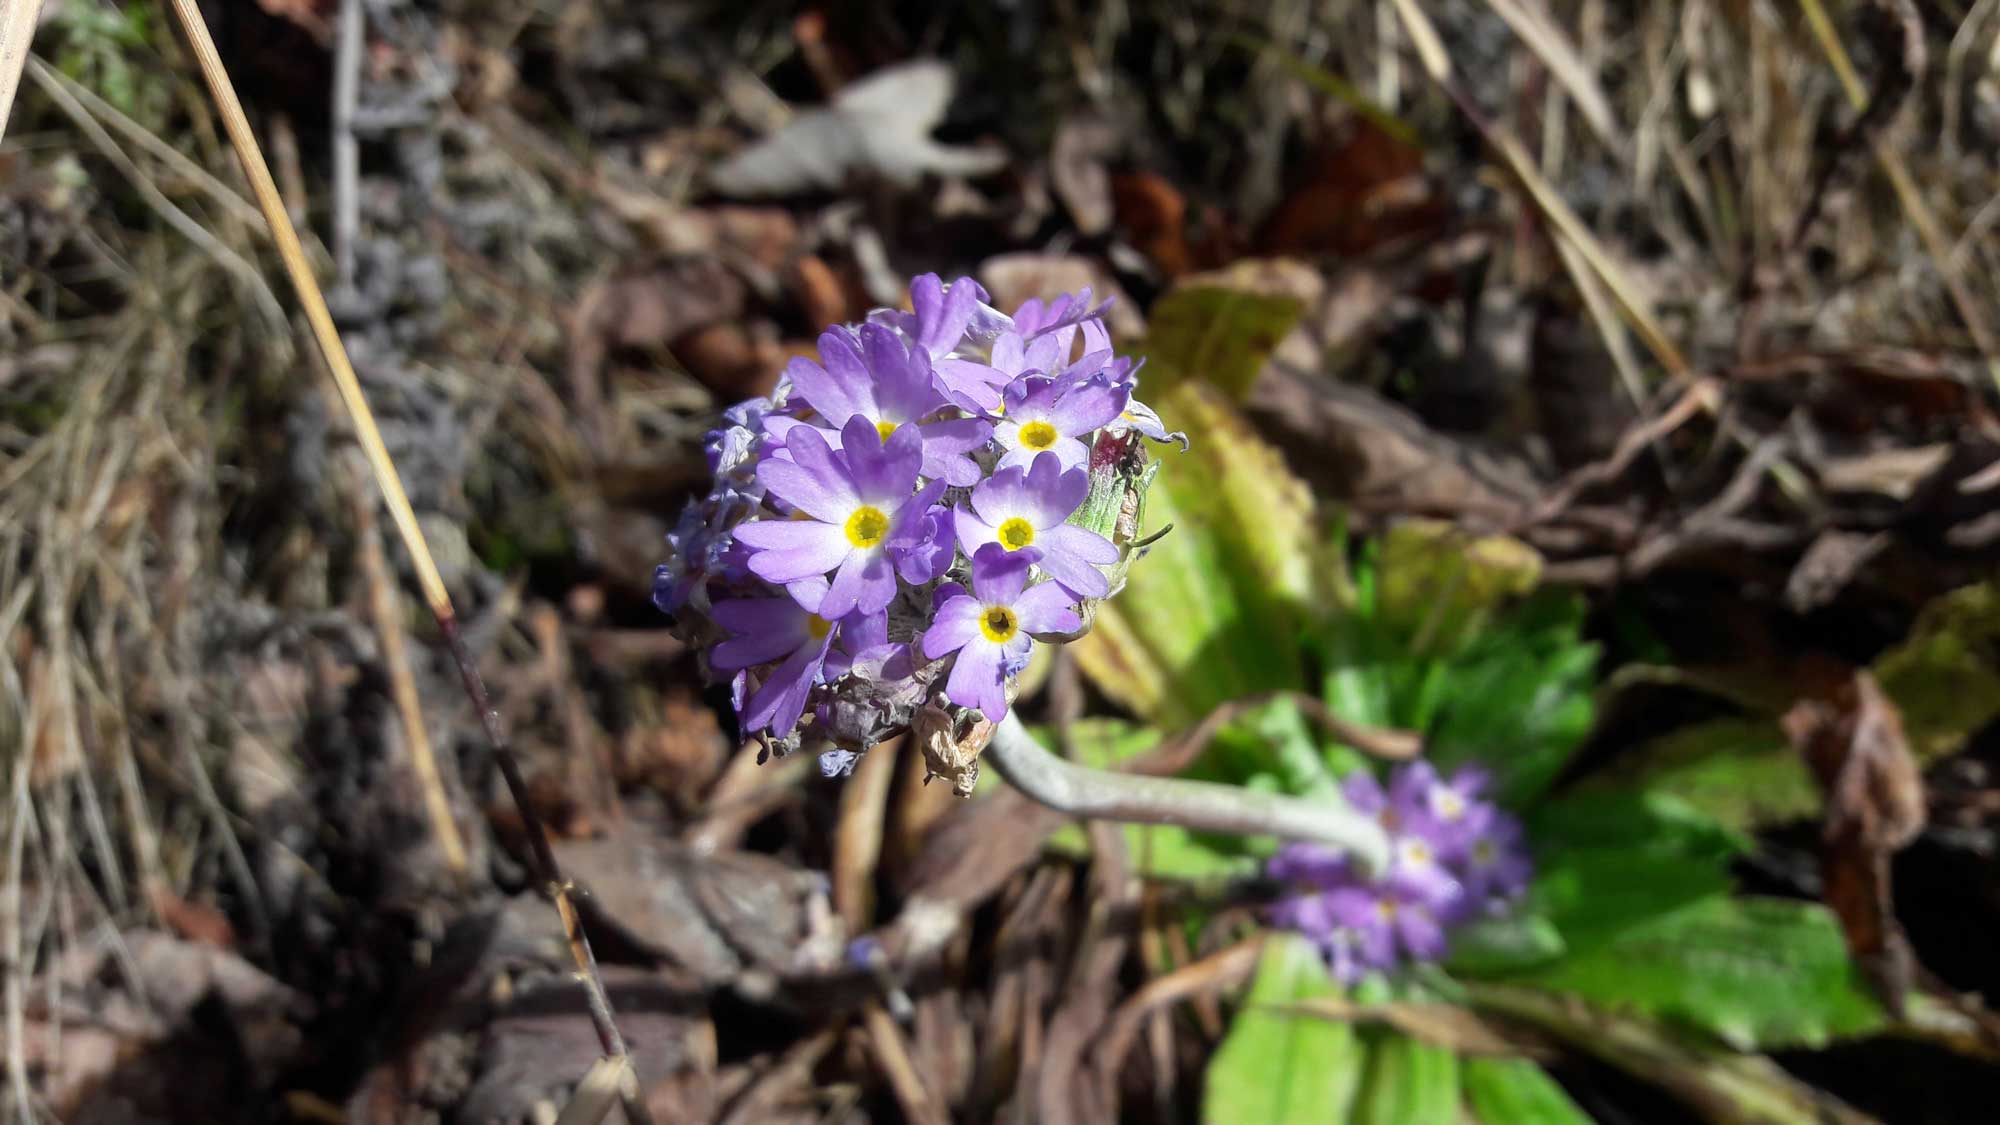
[861,322,944,422]
[944,637,1009,719]
[710,597,809,670]
[1014,580,1082,634]
[744,633,831,737]
[1047,376,1129,435]
[968,463,1031,525]
[922,594,982,658]
[821,547,896,619]
[842,416,924,502]
[762,426,858,517]
[1031,535,1110,599]
[969,541,1036,604]
[952,506,999,559]
[1022,452,1089,525]
[788,332,873,424]
[737,521,851,582]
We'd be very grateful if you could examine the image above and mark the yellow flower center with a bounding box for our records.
[875,420,899,443]
[978,605,1020,643]
[1435,791,1465,820]
[996,517,1036,551]
[844,505,890,548]
[1376,899,1398,922]
[1018,420,1059,450]
[1473,840,1496,866]
[806,615,832,640]
[1404,840,1432,866]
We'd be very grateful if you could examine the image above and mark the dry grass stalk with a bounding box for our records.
[0,0,44,140]
[156,0,651,1116]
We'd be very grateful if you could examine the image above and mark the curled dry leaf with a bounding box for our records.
[914,700,994,798]
[1783,665,1926,1014]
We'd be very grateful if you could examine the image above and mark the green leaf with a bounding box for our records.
[1076,383,1330,727]
[1589,717,1809,834]
[1444,912,1566,976]
[1204,936,1367,1124]
[1461,1057,1592,1125]
[1874,580,2000,761]
[1468,982,1851,1125]
[1375,520,1544,657]
[1425,594,1597,805]
[1607,580,2000,831]
[1522,791,1745,960]
[1354,1032,1459,1125]
[1140,286,1305,400]
[1514,896,1888,1050]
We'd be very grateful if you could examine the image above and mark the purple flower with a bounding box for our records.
[934,309,1120,414]
[993,373,1129,474]
[1269,762,1535,981]
[709,580,856,737]
[736,418,939,618]
[772,325,990,486]
[906,273,987,359]
[1326,882,1449,967]
[922,544,1081,720]
[1458,812,1533,914]
[953,452,1119,598]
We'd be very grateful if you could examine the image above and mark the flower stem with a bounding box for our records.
[984,714,1391,872]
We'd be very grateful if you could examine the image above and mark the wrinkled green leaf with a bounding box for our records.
[1522,791,1745,960]
[1513,896,1887,1050]
[1461,1057,1592,1125]
[1141,286,1305,400]
[1444,912,1566,977]
[1204,936,1366,1124]
[1076,383,1329,726]
[1354,1031,1459,1125]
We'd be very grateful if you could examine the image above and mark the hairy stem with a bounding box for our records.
[984,714,1390,872]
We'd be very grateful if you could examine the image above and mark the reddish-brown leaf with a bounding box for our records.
[1783,664,1926,1013]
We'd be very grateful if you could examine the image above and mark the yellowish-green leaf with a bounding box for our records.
[1376,518,1544,655]
[1140,286,1305,400]
[1204,935,1367,1124]
[1074,382,1329,727]
[1462,1057,1591,1125]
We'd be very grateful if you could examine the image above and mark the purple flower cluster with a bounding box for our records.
[1267,763,1533,983]
[654,275,1180,766]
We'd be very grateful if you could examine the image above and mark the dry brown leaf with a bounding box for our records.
[1783,665,1926,1013]
[1256,120,1447,257]
[1110,171,1191,279]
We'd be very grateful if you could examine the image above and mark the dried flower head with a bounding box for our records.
[1267,762,1534,983]
[655,275,1180,777]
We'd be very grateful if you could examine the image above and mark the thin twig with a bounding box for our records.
[158,2,650,1116]
[985,714,1391,872]
[331,0,362,293]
